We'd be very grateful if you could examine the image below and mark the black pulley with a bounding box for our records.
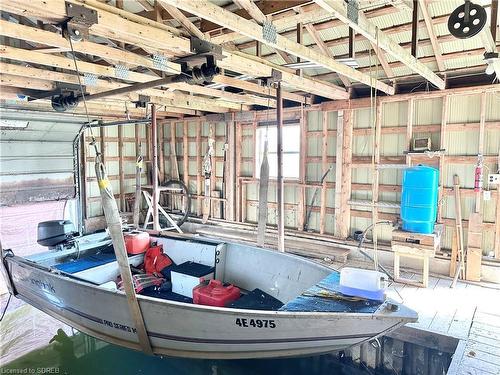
[448,0,487,39]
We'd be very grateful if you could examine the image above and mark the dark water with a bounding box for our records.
[2,330,371,375]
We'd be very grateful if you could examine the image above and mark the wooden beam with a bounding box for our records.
[0,46,248,112]
[0,19,180,74]
[231,0,293,64]
[210,75,310,104]
[0,20,275,107]
[314,0,446,89]
[320,111,328,234]
[162,0,393,95]
[369,41,395,80]
[137,0,154,12]
[220,51,349,100]
[2,0,343,101]
[336,109,352,239]
[157,1,205,39]
[299,8,350,87]
[411,0,418,57]
[418,0,445,72]
[476,92,486,213]
[201,0,309,33]
[0,62,199,116]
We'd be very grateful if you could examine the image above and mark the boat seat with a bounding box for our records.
[279,272,383,313]
[54,252,117,274]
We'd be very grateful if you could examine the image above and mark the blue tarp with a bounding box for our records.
[279,272,383,313]
[54,252,117,274]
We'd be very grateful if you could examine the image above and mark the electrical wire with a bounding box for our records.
[67,35,100,159]
[0,294,12,322]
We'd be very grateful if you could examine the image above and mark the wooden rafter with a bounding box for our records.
[0,21,270,108]
[161,0,394,94]
[0,47,247,112]
[314,0,445,89]
[157,1,205,39]
[231,0,293,64]
[136,0,154,12]
[1,0,342,100]
[369,41,395,80]
[418,0,444,72]
[297,8,350,87]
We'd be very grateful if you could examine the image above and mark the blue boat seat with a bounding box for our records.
[54,252,117,274]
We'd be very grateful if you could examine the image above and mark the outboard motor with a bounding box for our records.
[37,220,76,250]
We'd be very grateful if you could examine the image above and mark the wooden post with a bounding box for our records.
[372,100,382,268]
[437,95,449,223]
[118,124,125,211]
[406,98,414,166]
[151,104,160,231]
[235,122,242,222]
[196,121,202,216]
[320,111,328,234]
[476,92,486,213]
[276,82,285,252]
[170,122,179,180]
[411,0,419,57]
[335,109,353,239]
[227,114,236,221]
[183,120,189,188]
[99,127,106,216]
[209,123,216,218]
[495,148,500,259]
[158,121,165,184]
[297,106,307,230]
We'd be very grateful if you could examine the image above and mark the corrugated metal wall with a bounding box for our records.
[0,109,84,206]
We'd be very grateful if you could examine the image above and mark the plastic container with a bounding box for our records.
[339,268,387,301]
[401,165,439,234]
[171,262,214,298]
[124,231,150,254]
[193,279,241,307]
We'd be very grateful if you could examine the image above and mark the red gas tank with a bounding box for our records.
[193,280,241,307]
[124,231,150,255]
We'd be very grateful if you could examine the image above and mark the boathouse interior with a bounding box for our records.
[0,0,499,373]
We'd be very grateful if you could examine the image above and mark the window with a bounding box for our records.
[255,123,300,179]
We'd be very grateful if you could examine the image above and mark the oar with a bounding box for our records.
[257,141,269,247]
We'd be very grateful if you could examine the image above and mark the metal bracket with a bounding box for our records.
[345,0,359,25]
[134,95,150,108]
[175,37,224,67]
[260,69,282,86]
[83,73,98,87]
[26,83,83,101]
[115,64,130,80]
[152,53,169,71]
[262,20,277,44]
[64,2,98,41]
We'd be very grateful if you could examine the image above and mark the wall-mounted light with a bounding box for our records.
[484,51,499,76]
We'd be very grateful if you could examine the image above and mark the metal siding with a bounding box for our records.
[0,109,84,205]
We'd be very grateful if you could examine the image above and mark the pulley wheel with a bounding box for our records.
[448,1,487,39]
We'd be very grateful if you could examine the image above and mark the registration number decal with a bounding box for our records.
[235,318,276,328]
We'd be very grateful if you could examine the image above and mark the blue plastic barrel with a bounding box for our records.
[401,165,439,234]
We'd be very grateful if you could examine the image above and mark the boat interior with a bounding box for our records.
[25,231,384,314]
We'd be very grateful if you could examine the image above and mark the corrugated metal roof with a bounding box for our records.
[233,1,493,82]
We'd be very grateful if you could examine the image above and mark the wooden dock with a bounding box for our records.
[334,260,500,375]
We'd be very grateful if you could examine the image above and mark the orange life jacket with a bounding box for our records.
[144,245,173,275]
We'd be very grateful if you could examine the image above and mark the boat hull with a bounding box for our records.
[5,257,416,359]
